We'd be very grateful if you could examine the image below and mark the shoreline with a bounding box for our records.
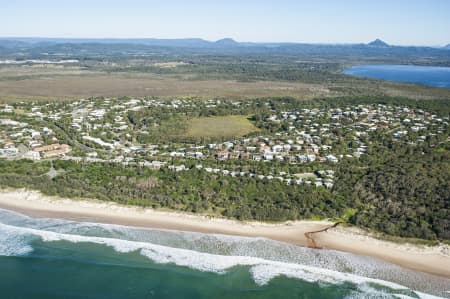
[0,189,449,279]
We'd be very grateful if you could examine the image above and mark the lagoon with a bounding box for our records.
[343,64,450,88]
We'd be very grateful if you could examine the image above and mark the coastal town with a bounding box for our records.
[1,97,449,189]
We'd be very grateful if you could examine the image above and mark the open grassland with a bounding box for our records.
[0,73,334,102]
[0,65,449,102]
[185,115,259,139]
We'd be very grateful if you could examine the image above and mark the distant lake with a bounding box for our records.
[343,64,450,88]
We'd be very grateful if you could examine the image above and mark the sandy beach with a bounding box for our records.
[0,188,449,279]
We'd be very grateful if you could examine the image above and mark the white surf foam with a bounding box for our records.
[0,223,34,256]
[0,222,443,299]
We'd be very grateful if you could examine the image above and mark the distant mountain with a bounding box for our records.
[1,37,449,58]
[0,37,243,49]
[0,39,31,48]
[367,39,389,47]
[215,38,239,47]
[0,37,214,48]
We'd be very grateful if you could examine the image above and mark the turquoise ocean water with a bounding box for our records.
[0,208,449,299]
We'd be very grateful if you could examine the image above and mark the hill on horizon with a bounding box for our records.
[367,39,389,47]
[214,38,239,46]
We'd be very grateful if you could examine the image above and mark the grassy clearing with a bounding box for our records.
[185,115,259,139]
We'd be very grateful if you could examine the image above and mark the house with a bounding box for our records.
[194,152,204,159]
[252,155,262,161]
[297,154,308,163]
[229,152,240,159]
[3,141,15,148]
[306,154,316,162]
[186,152,197,158]
[310,144,320,154]
[130,146,143,152]
[34,143,71,158]
[82,136,115,149]
[285,155,297,163]
[317,156,327,163]
[35,143,62,152]
[168,165,186,172]
[326,155,339,163]
[263,153,274,160]
[31,131,41,139]
[240,152,250,160]
[23,151,41,160]
[170,151,185,157]
[393,130,407,138]
[216,152,229,160]
[272,145,283,152]
[42,144,71,158]
[0,105,14,113]
[29,141,42,149]
[0,147,18,156]
[148,161,165,170]
[223,142,234,148]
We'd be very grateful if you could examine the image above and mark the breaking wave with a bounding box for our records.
[0,208,448,298]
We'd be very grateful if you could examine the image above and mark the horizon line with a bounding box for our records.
[0,36,448,47]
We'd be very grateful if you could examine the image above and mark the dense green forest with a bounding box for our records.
[335,141,449,240]
[0,159,340,221]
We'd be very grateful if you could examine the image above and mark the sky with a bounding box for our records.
[1,0,449,46]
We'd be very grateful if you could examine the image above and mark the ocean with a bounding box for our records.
[342,64,450,88]
[0,208,449,299]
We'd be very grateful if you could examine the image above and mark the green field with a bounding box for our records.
[185,115,259,139]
